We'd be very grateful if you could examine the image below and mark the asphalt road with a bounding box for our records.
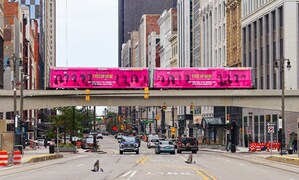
[0,136,298,180]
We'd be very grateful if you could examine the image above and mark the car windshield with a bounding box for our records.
[122,136,136,142]
[86,138,93,143]
[180,138,195,143]
[151,139,159,142]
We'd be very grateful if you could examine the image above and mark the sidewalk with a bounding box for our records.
[20,146,86,164]
[199,146,299,166]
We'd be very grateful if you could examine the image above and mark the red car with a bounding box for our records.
[176,137,198,154]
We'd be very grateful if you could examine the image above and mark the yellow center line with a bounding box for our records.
[138,156,216,180]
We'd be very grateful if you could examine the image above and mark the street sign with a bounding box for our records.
[268,126,274,133]
[267,123,276,126]
[246,127,252,135]
[278,118,282,129]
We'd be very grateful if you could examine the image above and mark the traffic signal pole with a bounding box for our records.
[161,107,166,137]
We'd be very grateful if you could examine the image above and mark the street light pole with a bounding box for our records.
[8,54,22,145]
[275,58,291,156]
[19,69,28,148]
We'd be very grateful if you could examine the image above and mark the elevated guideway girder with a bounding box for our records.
[0,89,299,112]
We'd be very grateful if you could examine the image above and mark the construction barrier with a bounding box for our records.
[255,143,261,151]
[13,150,22,165]
[0,151,8,166]
[249,143,256,152]
[249,141,282,152]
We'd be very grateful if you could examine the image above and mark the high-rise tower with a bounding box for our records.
[118,0,176,67]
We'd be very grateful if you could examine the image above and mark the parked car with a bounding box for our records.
[155,140,175,154]
[102,131,109,136]
[97,133,103,139]
[36,139,45,146]
[119,136,139,154]
[176,137,198,154]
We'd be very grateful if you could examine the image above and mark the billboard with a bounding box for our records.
[153,68,252,89]
[50,67,149,89]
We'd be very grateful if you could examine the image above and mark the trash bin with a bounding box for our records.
[49,145,55,154]
[231,144,236,153]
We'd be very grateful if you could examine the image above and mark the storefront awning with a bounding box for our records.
[201,117,225,129]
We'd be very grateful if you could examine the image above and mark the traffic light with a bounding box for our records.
[162,105,167,111]
[144,87,149,99]
[190,103,194,113]
[226,114,230,124]
[85,89,90,102]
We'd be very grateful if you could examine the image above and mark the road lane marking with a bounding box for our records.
[129,171,137,177]
[180,155,187,161]
[240,164,245,166]
[77,164,83,166]
[121,171,132,178]
[140,156,214,180]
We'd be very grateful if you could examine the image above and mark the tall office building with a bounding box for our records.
[17,0,45,89]
[226,0,242,67]
[118,0,176,67]
[200,0,227,68]
[0,0,4,90]
[193,0,200,67]
[177,0,193,68]
[241,0,299,146]
[44,0,55,89]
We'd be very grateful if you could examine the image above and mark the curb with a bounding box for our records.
[199,149,299,174]
[23,154,64,164]
[266,156,299,166]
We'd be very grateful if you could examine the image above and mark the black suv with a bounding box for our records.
[177,137,198,154]
[119,136,139,154]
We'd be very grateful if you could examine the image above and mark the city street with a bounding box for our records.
[0,136,298,180]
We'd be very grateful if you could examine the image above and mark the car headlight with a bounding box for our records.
[120,144,124,148]
[134,143,138,147]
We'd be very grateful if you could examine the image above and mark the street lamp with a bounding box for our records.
[275,58,291,156]
[20,67,29,149]
[8,53,22,145]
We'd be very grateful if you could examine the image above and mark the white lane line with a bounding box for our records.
[77,164,83,166]
[240,164,245,166]
[180,155,187,161]
[130,171,137,178]
[226,159,230,162]
[121,171,132,178]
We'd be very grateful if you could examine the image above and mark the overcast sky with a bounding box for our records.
[56,0,118,115]
[56,0,118,68]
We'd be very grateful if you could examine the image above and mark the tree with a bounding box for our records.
[47,107,93,143]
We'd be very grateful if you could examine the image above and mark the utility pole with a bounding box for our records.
[72,106,75,144]
[19,69,28,149]
[275,58,291,156]
[172,106,174,127]
[8,54,22,145]
[93,106,97,151]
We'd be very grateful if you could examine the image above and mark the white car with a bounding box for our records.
[97,133,103,139]
[36,139,45,146]
[147,139,159,148]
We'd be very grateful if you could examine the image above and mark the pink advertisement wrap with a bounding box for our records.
[153,68,252,89]
[50,67,149,89]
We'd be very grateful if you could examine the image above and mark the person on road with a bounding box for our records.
[293,139,297,153]
[44,138,48,148]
